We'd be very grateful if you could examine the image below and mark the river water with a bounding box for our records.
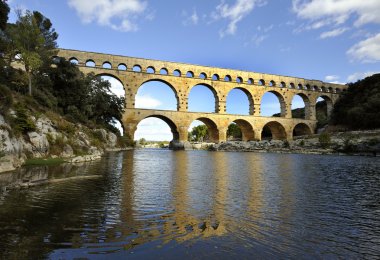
[0,150,379,259]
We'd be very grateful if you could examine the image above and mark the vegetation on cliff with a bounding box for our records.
[0,2,131,146]
[331,73,380,130]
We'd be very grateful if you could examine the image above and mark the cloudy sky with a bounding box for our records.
[8,0,380,140]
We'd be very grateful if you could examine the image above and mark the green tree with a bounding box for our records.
[190,124,208,142]
[0,0,9,31]
[139,138,147,145]
[7,10,57,96]
[331,73,380,129]
[227,123,242,140]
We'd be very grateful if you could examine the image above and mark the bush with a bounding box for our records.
[11,104,36,134]
[0,84,13,112]
[319,132,331,148]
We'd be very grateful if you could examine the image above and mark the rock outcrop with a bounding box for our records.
[0,112,120,173]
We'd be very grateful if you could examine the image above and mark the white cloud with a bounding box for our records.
[102,76,125,97]
[346,71,379,83]
[68,0,148,32]
[325,75,339,82]
[292,0,380,27]
[182,8,199,26]
[135,95,162,109]
[320,27,348,39]
[213,0,266,37]
[347,33,380,63]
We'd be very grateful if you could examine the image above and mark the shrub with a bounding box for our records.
[300,140,305,146]
[319,132,331,148]
[11,104,36,134]
[0,84,13,112]
[283,140,290,148]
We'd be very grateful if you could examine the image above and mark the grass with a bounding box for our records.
[24,158,66,166]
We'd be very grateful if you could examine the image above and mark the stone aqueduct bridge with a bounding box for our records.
[57,49,347,147]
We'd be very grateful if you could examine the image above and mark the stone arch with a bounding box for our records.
[260,90,286,117]
[224,75,232,82]
[186,71,194,78]
[316,95,333,118]
[160,68,168,75]
[193,117,219,143]
[118,63,127,71]
[291,93,311,119]
[293,123,313,137]
[247,78,254,84]
[269,80,276,87]
[261,121,287,140]
[102,61,112,69]
[212,74,220,80]
[236,76,243,83]
[188,83,219,113]
[137,79,179,110]
[232,119,255,141]
[85,59,96,67]
[133,64,142,72]
[95,72,124,87]
[69,57,79,65]
[173,69,181,76]
[289,82,295,88]
[226,87,254,115]
[147,66,155,74]
[135,114,180,142]
[199,72,207,79]
[259,79,265,86]
[280,81,286,88]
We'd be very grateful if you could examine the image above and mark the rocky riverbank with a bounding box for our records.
[0,111,128,173]
[195,130,380,156]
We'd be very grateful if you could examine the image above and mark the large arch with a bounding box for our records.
[190,117,219,143]
[316,95,333,116]
[261,121,287,140]
[226,87,254,115]
[260,90,286,117]
[188,83,219,113]
[291,93,311,119]
[134,115,179,142]
[231,119,255,141]
[136,79,179,111]
[293,123,313,137]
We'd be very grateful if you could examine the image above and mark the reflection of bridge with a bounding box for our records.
[57,49,347,148]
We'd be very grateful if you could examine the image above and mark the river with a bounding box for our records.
[0,150,379,259]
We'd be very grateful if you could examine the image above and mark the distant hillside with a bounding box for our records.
[331,73,380,129]
[273,101,328,129]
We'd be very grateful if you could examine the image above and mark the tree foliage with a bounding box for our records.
[5,10,58,95]
[227,123,242,139]
[189,124,208,142]
[331,73,380,129]
[0,0,9,31]
[47,59,125,127]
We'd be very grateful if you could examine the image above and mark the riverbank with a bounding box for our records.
[193,130,380,156]
[0,108,131,173]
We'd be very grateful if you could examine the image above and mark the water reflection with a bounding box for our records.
[0,151,379,259]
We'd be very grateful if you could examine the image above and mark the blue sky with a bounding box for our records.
[7,0,380,140]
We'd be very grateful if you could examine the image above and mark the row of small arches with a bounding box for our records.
[64,56,344,94]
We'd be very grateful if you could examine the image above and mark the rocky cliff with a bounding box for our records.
[0,111,121,173]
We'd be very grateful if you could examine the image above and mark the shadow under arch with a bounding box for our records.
[229,119,255,141]
[188,83,219,113]
[261,121,287,140]
[260,90,286,117]
[226,87,254,115]
[291,92,311,119]
[138,79,180,111]
[192,117,219,143]
[316,94,333,118]
[293,123,313,137]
